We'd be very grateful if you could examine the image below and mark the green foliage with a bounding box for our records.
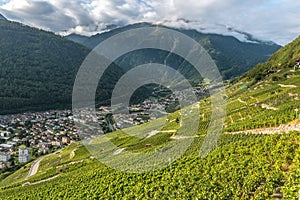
[225,71,300,132]
[242,35,300,82]
[0,20,123,114]
[1,133,300,199]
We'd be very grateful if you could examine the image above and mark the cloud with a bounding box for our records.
[0,0,299,44]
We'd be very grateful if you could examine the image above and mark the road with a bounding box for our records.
[26,157,44,179]
[26,150,60,179]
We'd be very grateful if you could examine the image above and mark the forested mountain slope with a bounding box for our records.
[0,19,123,114]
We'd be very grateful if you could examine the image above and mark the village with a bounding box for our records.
[0,110,80,170]
[0,85,208,171]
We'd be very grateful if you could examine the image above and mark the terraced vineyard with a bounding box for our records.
[225,69,300,132]
[0,65,299,199]
[1,132,300,199]
[1,31,300,200]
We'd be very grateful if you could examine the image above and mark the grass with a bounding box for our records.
[0,163,31,188]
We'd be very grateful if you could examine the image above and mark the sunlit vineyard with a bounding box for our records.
[1,42,300,199]
[1,132,300,199]
[224,69,300,132]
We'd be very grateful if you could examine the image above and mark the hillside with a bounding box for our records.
[0,19,123,114]
[69,23,281,80]
[0,14,6,20]
[66,33,89,44]
[242,35,300,82]
[0,35,299,199]
[0,19,280,114]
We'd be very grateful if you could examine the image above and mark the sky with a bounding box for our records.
[0,0,299,45]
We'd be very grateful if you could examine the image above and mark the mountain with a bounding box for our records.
[241,35,300,82]
[66,33,89,44]
[0,14,6,20]
[73,23,281,80]
[0,35,299,199]
[0,19,280,114]
[0,19,123,114]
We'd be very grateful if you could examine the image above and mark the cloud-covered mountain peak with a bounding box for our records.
[153,18,277,45]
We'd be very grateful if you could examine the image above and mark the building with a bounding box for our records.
[0,144,14,152]
[19,148,30,163]
[0,131,11,138]
[51,141,62,147]
[0,152,11,162]
[38,143,49,154]
[62,137,70,144]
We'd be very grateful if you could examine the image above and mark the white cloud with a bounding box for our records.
[0,0,299,44]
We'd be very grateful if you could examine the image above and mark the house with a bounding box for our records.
[0,144,13,149]
[51,141,62,147]
[19,148,30,163]
[7,141,17,146]
[38,143,49,154]
[0,152,11,162]
[62,137,70,144]
[0,131,11,138]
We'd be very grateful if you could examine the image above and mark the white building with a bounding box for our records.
[19,148,30,163]
[0,152,11,162]
[0,131,11,138]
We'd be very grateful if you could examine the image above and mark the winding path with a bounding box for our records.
[26,157,44,179]
[26,150,60,179]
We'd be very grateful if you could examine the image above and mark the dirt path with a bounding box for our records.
[225,124,300,135]
[56,159,89,168]
[171,135,199,140]
[238,98,247,104]
[161,130,177,133]
[70,148,77,159]
[30,175,60,185]
[229,116,234,124]
[261,104,278,111]
[250,96,259,102]
[278,84,297,88]
[146,130,177,139]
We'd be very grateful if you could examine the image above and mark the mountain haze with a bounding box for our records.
[68,23,281,80]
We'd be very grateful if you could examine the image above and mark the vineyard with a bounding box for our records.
[0,66,299,199]
[0,132,300,199]
[0,34,300,200]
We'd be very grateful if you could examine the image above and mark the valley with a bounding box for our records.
[0,53,299,198]
[0,9,299,199]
